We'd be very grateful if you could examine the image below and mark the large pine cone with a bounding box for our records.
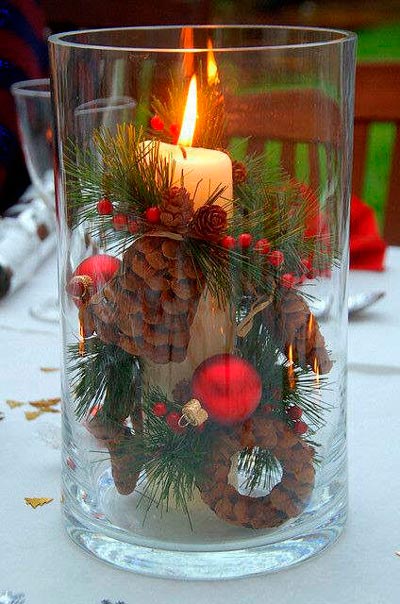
[87,236,204,364]
[159,186,194,232]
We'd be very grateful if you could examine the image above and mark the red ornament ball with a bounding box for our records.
[166,411,186,433]
[293,420,308,435]
[238,233,253,249]
[152,402,168,417]
[97,197,113,215]
[192,354,262,425]
[150,115,164,131]
[145,206,161,224]
[287,405,302,420]
[73,254,120,291]
[268,250,285,267]
[220,235,236,250]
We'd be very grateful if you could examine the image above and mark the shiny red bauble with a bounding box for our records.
[74,254,121,290]
[191,354,262,425]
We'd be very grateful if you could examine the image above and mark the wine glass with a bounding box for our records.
[11,78,58,322]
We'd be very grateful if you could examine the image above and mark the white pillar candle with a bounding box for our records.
[157,142,233,211]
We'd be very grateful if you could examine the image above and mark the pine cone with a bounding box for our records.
[190,204,227,241]
[264,289,333,374]
[232,160,247,185]
[87,236,204,364]
[159,186,193,231]
[172,379,192,403]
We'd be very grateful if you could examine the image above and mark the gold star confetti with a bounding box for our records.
[24,410,42,421]
[24,497,53,509]
[6,400,24,409]
[29,397,61,408]
[40,367,59,372]
[39,407,60,414]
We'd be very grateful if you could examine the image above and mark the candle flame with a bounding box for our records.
[45,127,53,144]
[178,74,197,147]
[313,357,320,386]
[78,317,85,356]
[307,312,314,336]
[207,39,219,85]
[287,343,296,390]
[181,27,194,78]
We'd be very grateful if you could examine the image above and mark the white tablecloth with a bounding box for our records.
[1,248,399,604]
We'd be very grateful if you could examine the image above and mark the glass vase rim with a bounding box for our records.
[48,24,357,53]
[10,78,50,98]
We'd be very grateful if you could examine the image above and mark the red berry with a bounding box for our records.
[254,238,271,254]
[280,273,295,288]
[263,404,275,414]
[301,257,312,272]
[128,218,140,234]
[287,405,302,420]
[238,233,253,249]
[145,206,161,224]
[112,213,128,230]
[220,235,236,249]
[268,250,285,267]
[97,197,113,215]
[293,420,308,435]
[152,402,167,417]
[150,115,164,131]
[166,411,186,433]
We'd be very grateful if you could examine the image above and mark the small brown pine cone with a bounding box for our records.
[159,186,194,231]
[232,160,247,185]
[190,204,228,241]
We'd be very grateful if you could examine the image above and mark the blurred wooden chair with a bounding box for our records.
[225,62,400,245]
[354,62,400,245]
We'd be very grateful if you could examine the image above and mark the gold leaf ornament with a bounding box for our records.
[24,497,54,509]
[6,400,24,409]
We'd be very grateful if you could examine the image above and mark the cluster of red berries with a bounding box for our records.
[152,401,186,434]
[287,405,308,435]
[150,115,179,144]
[220,233,303,289]
[97,197,163,233]
[262,401,308,435]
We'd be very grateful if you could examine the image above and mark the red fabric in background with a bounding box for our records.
[350,194,387,271]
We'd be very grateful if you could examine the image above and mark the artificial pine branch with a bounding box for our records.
[67,338,141,422]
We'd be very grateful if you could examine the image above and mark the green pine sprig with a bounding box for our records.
[67,337,141,423]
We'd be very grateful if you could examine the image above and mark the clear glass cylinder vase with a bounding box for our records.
[49,25,356,578]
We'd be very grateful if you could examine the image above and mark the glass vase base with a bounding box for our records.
[64,504,346,579]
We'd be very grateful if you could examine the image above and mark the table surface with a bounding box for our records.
[1,248,399,604]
